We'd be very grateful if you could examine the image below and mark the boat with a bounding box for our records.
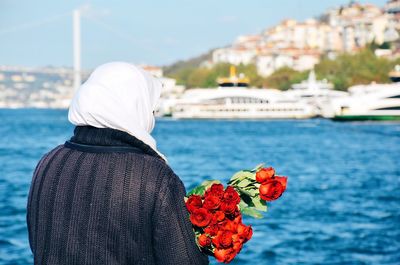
[284,71,348,117]
[171,66,314,119]
[330,82,400,121]
[389,64,400,83]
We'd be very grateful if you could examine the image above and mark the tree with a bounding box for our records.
[264,67,308,90]
[315,49,393,90]
[167,63,265,88]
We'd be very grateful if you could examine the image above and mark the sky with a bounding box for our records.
[0,0,388,69]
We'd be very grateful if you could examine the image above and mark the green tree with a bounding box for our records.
[264,67,308,90]
[315,49,393,90]
[168,63,265,88]
[186,68,212,88]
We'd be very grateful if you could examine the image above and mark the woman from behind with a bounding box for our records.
[26,62,209,265]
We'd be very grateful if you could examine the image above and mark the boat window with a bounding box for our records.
[374,106,400,110]
[203,97,269,105]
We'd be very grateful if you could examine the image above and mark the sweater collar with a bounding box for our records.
[70,126,163,160]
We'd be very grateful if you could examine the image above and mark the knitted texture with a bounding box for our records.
[27,126,209,265]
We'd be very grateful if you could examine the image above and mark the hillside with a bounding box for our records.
[163,49,214,77]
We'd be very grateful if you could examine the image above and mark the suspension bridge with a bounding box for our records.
[0,6,161,91]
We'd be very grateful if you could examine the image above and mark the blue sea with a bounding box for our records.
[1,109,400,265]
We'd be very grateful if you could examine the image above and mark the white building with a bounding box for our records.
[256,48,320,77]
[140,65,163,78]
[325,2,396,51]
[234,35,262,49]
[210,1,399,77]
[262,19,336,52]
[212,46,257,65]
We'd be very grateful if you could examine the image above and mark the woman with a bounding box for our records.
[26,62,209,265]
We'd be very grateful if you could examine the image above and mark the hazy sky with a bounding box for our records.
[0,0,388,68]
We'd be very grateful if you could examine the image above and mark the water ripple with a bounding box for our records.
[0,109,399,264]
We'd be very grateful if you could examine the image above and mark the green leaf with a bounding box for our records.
[238,200,249,210]
[235,186,258,198]
[236,178,252,188]
[229,170,255,184]
[244,187,258,197]
[186,180,221,197]
[252,197,268,212]
[251,163,265,172]
[235,187,255,198]
[201,180,221,189]
[187,185,206,196]
[241,207,263,219]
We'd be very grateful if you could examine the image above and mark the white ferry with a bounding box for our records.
[171,67,314,119]
[329,81,400,121]
[284,71,348,117]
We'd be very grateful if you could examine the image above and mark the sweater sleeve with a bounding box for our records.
[152,172,209,265]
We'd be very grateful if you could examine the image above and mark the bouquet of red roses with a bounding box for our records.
[185,164,287,263]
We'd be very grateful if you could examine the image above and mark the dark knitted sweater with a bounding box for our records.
[27,126,209,265]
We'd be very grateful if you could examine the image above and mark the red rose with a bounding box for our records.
[223,186,241,205]
[233,215,242,224]
[212,230,233,249]
[212,211,225,223]
[204,224,219,236]
[203,195,221,210]
[230,208,241,218]
[259,176,287,201]
[190,208,212,227]
[220,201,238,214]
[186,195,202,213]
[198,234,211,247]
[231,234,244,254]
[219,219,237,233]
[237,223,252,242]
[205,183,225,199]
[256,167,275,184]
[274,176,287,190]
[214,248,237,263]
[246,226,253,242]
[231,234,243,244]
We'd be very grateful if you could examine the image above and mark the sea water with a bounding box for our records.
[0,109,399,265]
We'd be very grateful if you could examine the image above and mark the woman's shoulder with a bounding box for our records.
[141,155,184,189]
[141,153,172,173]
[36,144,65,166]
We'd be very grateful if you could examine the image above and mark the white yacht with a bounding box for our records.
[171,67,314,119]
[284,71,348,117]
[327,82,400,121]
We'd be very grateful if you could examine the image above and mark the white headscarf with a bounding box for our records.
[68,62,166,160]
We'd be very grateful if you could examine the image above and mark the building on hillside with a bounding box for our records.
[140,65,163,78]
[212,46,257,65]
[234,35,263,49]
[140,64,184,96]
[384,0,400,44]
[324,1,394,50]
[210,1,400,77]
[256,48,321,77]
[385,0,400,27]
[262,19,340,52]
